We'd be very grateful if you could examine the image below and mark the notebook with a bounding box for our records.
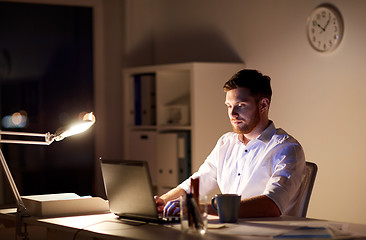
[99,158,179,223]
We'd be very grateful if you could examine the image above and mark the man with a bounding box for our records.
[155,69,305,218]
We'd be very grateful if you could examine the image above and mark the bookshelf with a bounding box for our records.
[122,62,244,194]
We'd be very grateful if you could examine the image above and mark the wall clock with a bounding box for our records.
[306,4,344,52]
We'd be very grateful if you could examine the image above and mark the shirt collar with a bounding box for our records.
[257,120,276,143]
[237,121,276,144]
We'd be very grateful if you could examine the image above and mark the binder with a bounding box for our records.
[133,75,142,125]
[177,131,191,183]
[129,131,157,185]
[140,74,156,125]
[156,131,191,188]
[133,73,156,126]
[156,133,177,188]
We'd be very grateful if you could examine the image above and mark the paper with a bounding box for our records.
[207,223,226,229]
[274,227,332,239]
[210,223,296,237]
[21,193,110,218]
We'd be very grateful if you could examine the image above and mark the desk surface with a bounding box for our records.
[1,208,366,240]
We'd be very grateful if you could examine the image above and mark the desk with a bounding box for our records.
[1,208,366,240]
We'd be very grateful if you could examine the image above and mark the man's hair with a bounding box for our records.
[223,69,272,102]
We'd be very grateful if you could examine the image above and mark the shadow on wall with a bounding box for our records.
[126,29,243,66]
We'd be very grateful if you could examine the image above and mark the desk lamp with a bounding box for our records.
[0,112,95,240]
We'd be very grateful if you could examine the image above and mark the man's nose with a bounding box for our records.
[229,107,238,117]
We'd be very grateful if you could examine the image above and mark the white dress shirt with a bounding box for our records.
[179,122,305,215]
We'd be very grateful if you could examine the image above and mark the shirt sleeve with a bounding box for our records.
[178,134,227,196]
[263,142,306,214]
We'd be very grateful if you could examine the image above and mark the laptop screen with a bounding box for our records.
[100,159,158,219]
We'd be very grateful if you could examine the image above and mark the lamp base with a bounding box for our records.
[21,193,110,218]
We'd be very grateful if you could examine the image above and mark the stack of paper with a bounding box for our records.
[22,193,110,218]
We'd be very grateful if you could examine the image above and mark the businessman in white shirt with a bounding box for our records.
[155,69,305,218]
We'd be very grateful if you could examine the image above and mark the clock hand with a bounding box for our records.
[317,23,326,32]
[314,20,326,32]
[323,18,330,31]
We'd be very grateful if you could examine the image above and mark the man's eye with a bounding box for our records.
[237,104,245,108]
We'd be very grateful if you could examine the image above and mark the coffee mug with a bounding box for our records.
[211,194,241,223]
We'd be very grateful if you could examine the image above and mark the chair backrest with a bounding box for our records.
[289,161,318,217]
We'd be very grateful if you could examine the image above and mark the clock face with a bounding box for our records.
[307,5,344,52]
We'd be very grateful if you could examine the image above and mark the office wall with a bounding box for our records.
[0,0,125,201]
[124,0,366,224]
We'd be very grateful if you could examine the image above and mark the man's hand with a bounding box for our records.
[155,195,180,216]
[154,187,186,216]
[163,199,180,216]
[154,195,165,213]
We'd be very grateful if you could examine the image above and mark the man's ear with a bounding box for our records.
[259,98,270,113]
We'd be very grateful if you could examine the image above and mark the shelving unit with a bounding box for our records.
[122,62,243,194]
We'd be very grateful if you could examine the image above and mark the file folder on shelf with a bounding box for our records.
[133,73,156,126]
[156,131,191,188]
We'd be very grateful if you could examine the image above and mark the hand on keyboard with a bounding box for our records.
[163,199,180,216]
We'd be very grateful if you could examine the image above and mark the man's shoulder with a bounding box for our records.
[274,128,299,144]
[270,128,304,154]
[270,128,306,166]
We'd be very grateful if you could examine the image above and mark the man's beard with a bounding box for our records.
[232,108,261,134]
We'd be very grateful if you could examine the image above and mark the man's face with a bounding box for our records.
[225,88,260,134]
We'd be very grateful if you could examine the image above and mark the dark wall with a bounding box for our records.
[0,2,95,204]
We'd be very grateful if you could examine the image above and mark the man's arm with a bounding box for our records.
[239,195,280,218]
[157,190,280,218]
[207,194,280,218]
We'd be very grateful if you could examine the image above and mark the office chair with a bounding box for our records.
[288,161,318,217]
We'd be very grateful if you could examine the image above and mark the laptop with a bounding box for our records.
[99,158,179,223]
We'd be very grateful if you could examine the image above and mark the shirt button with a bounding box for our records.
[245,150,248,152]
[238,173,241,176]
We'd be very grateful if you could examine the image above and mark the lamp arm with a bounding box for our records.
[0,131,53,145]
[0,148,28,215]
[0,148,29,239]
[0,113,94,240]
